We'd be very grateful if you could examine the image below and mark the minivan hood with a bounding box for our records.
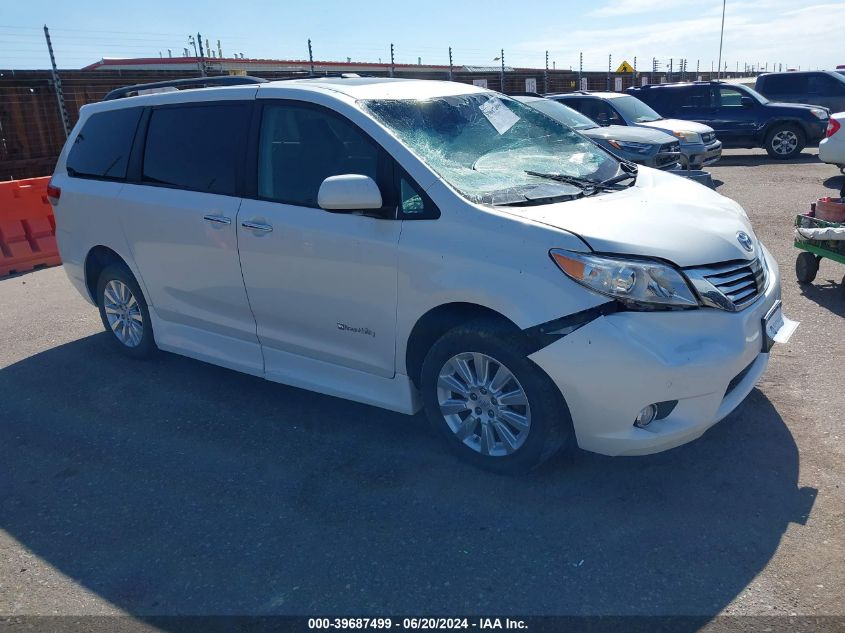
[638,118,715,135]
[499,167,756,267]
[582,125,677,144]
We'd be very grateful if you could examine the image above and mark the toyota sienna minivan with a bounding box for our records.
[50,76,790,473]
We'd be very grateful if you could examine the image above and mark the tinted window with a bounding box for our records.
[676,87,709,111]
[808,73,845,96]
[142,103,250,196]
[67,107,142,179]
[761,74,807,95]
[258,103,384,208]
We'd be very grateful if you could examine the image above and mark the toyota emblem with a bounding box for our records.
[736,231,754,253]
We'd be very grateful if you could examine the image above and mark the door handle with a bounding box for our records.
[203,214,232,225]
[241,220,273,233]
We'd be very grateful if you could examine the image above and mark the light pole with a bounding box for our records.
[717,0,726,79]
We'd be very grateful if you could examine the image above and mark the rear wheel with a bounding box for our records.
[420,318,572,474]
[96,263,156,358]
[795,251,820,284]
[764,124,805,159]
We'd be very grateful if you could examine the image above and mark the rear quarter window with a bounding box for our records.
[66,107,143,180]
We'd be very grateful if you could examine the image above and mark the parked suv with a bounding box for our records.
[755,71,845,114]
[549,91,722,168]
[629,81,830,159]
[50,76,788,473]
[511,95,681,170]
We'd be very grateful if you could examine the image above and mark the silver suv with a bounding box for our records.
[550,91,722,169]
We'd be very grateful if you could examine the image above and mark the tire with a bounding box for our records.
[96,263,156,358]
[420,318,572,474]
[764,124,805,159]
[795,251,819,284]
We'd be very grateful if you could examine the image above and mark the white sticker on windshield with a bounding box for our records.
[479,97,520,135]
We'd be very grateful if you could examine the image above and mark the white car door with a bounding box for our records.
[237,101,401,379]
[119,101,263,375]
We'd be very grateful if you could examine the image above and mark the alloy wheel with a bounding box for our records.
[771,130,798,155]
[103,279,144,347]
[436,352,531,456]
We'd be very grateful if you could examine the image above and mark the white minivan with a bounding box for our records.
[50,76,789,473]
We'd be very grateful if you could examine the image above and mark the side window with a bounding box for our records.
[762,74,806,95]
[602,103,625,126]
[559,98,585,115]
[397,174,438,220]
[808,74,845,96]
[258,103,385,208]
[677,87,708,111]
[142,103,250,196]
[67,107,142,180]
[716,87,745,107]
[580,100,622,125]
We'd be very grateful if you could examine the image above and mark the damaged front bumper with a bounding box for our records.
[528,256,782,456]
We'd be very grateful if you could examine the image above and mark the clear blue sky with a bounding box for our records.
[1,0,842,71]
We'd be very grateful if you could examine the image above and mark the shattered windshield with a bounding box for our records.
[362,93,620,205]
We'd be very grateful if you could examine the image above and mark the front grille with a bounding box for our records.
[701,132,716,144]
[656,141,681,166]
[701,257,766,309]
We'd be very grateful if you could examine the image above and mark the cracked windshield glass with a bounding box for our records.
[363,93,621,205]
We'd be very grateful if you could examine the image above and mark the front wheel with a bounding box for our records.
[96,263,156,358]
[764,124,805,159]
[420,319,572,474]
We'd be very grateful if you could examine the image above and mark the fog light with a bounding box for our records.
[634,404,658,428]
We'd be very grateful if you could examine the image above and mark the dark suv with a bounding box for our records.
[628,81,830,159]
[755,71,845,113]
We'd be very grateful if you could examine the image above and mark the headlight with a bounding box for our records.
[607,139,652,154]
[672,130,702,144]
[550,249,699,309]
[810,107,828,120]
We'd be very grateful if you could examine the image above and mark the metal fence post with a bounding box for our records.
[500,49,505,92]
[448,47,454,81]
[43,25,69,138]
[544,50,549,94]
[390,43,395,78]
[308,39,315,76]
[579,52,583,90]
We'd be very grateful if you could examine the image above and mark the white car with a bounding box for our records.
[819,112,845,173]
[49,76,788,473]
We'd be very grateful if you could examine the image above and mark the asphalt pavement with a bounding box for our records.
[0,149,843,627]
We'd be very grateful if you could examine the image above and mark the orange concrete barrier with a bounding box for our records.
[0,176,61,277]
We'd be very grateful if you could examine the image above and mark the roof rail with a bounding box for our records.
[102,75,268,101]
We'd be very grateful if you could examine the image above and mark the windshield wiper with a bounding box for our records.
[525,170,626,194]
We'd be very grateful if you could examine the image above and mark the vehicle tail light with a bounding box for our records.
[46,181,61,206]
[826,118,841,138]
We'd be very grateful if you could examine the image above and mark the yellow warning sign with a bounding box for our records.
[616,61,635,73]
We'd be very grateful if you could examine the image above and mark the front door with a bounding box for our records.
[706,86,758,144]
[237,101,401,379]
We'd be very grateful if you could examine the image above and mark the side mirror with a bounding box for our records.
[740,96,755,107]
[318,174,383,212]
